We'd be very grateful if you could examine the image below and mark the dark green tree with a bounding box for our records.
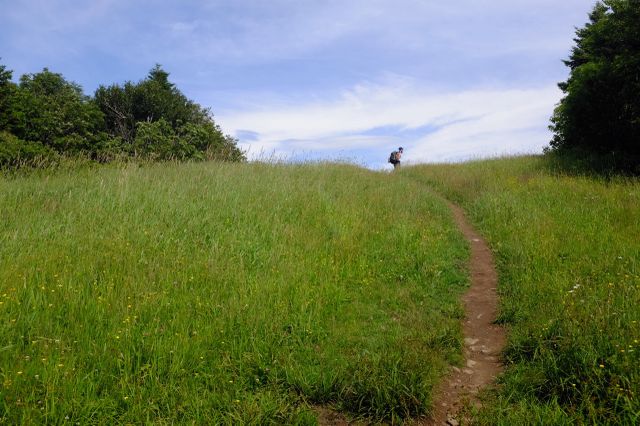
[0,61,17,132]
[9,68,106,154]
[549,0,640,171]
[94,64,245,161]
[1,62,244,166]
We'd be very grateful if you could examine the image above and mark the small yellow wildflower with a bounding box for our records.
[599,364,605,368]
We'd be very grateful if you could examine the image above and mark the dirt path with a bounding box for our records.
[425,202,506,425]
[316,201,505,425]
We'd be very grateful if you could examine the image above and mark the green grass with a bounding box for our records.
[0,161,468,424]
[404,156,640,424]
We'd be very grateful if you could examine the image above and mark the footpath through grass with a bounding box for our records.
[0,162,468,424]
[404,156,640,424]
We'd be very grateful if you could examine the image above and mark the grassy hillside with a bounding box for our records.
[404,157,640,424]
[0,162,468,424]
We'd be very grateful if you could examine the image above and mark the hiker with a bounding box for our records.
[389,147,403,169]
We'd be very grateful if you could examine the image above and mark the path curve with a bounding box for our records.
[426,201,506,425]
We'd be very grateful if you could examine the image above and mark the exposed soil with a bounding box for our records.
[317,201,505,425]
[425,202,506,425]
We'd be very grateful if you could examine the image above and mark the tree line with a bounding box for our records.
[549,0,639,173]
[0,63,245,167]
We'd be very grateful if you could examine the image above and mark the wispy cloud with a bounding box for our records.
[218,77,560,166]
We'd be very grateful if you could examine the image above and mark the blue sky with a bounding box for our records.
[1,0,594,168]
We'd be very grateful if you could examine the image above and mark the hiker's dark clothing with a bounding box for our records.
[389,150,402,169]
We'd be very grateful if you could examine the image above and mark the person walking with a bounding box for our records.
[389,147,403,170]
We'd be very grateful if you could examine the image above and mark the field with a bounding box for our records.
[0,162,468,424]
[404,157,640,424]
[2,156,638,424]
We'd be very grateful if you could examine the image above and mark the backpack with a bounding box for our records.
[389,151,398,163]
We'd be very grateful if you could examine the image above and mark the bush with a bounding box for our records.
[0,131,55,167]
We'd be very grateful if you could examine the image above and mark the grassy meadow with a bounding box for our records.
[404,157,640,424]
[0,162,469,424]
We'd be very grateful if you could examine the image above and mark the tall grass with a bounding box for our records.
[0,161,468,423]
[404,156,640,424]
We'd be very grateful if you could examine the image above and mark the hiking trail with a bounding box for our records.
[424,201,506,426]
[316,201,506,425]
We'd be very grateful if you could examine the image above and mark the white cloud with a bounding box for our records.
[218,78,561,165]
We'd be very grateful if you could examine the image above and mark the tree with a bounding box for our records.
[549,0,640,171]
[1,62,245,166]
[0,61,17,132]
[94,64,245,161]
[9,68,106,154]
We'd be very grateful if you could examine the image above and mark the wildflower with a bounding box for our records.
[599,364,604,368]
[17,371,23,375]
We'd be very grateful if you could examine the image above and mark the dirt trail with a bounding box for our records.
[317,201,505,425]
[425,202,506,425]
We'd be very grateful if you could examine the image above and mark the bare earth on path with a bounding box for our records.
[423,202,506,426]
[317,201,505,425]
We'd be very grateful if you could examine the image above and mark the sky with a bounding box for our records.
[0,0,595,169]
